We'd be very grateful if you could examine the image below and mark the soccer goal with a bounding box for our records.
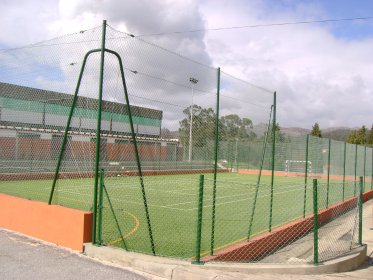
[285,160,312,177]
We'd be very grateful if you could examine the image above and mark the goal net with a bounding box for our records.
[285,160,312,177]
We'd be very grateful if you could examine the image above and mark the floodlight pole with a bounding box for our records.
[234,138,239,171]
[188,77,198,162]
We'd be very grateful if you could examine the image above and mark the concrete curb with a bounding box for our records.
[84,243,367,280]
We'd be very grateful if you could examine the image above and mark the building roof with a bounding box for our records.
[0,82,162,120]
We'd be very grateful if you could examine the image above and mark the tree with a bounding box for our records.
[274,122,286,142]
[264,122,285,143]
[179,106,258,148]
[267,123,286,143]
[179,105,216,147]
[346,131,357,144]
[367,124,373,145]
[311,122,322,137]
[346,125,367,144]
[356,125,367,144]
[219,114,255,141]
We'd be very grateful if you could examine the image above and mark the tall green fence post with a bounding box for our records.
[359,176,363,245]
[235,138,239,172]
[363,146,366,191]
[354,144,358,196]
[48,49,100,205]
[107,49,156,255]
[371,148,373,190]
[92,20,107,245]
[248,105,273,239]
[228,139,233,172]
[97,169,104,245]
[193,175,205,265]
[102,181,128,250]
[342,142,347,201]
[326,138,331,208]
[269,91,276,232]
[303,134,309,218]
[247,142,251,169]
[313,179,319,265]
[211,67,220,255]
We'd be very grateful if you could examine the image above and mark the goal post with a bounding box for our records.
[285,160,312,177]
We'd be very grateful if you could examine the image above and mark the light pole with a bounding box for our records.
[234,137,238,172]
[188,77,198,162]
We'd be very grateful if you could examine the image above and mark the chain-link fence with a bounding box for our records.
[0,21,370,264]
[316,178,362,263]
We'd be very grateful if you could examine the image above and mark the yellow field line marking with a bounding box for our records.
[108,211,141,245]
[57,195,279,258]
[50,195,140,245]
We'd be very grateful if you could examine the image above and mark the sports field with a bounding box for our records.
[0,171,359,259]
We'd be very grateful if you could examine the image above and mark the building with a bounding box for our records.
[0,82,182,169]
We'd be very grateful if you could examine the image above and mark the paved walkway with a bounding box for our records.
[0,229,158,280]
[0,200,372,280]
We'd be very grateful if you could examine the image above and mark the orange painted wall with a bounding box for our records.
[0,194,92,251]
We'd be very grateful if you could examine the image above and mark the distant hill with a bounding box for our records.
[281,127,310,136]
[281,126,356,141]
[163,124,358,142]
[282,126,356,140]
[322,127,357,141]
[251,124,356,141]
[251,123,268,137]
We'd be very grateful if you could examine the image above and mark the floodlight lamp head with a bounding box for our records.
[189,77,198,84]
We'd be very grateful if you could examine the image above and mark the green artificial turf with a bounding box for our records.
[0,172,359,259]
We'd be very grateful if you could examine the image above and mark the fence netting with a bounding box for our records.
[0,25,102,208]
[0,22,369,264]
[317,180,361,263]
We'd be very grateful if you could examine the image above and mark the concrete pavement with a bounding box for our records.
[0,228,158,280]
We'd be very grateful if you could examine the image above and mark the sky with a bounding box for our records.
[1,0,373,130]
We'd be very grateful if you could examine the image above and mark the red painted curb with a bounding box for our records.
[204,189,373,262]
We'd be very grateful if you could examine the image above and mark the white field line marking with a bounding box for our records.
[55,190,92,197]
[47,181,196,197]
[55,188,168,209]
[107,181,198,195]
[48,179,304,197]
[48,184,196,207]
[44,178,308,212]
[163,191,250,208]
[42,185,92,191]
[56,183,342,213]
[52,183,305,210]
[159,186,307,211]
[54,187,252,211]
[160,192,254,210]
[161,197,253,211]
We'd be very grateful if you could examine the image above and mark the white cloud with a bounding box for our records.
[1,0,373,130]
[200,0,373,128]
[0,0,59,46]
